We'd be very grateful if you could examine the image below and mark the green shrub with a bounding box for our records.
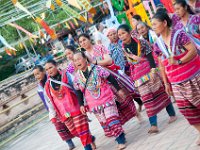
[0,64,15,81]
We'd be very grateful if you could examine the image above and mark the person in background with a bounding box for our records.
[152,11,200,145]
[67,34,75,46]
[93,23,110,48]
[33,65,75,150]
[156,5,181,28]
[106,28,144,112]
[130,15,142,38]
[65,45,77,74]
[186,0,200,13]
[136,22,154,44]
[106,28,126,71]
[78,33,140,125]
[136,22,159,65]
[174,0,200,49]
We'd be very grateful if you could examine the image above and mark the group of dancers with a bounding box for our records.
[33,0,200,149]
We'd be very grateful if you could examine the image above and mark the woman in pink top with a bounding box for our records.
[73,51,127,150]
[77,33,139,125]
[44,59,96,150]
[174,0,200,49]
[117,24,177,134]
[152,11,200,145]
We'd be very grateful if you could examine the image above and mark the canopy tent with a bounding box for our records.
[0,0,102,52]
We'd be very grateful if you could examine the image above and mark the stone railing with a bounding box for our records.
[0,72,37,107]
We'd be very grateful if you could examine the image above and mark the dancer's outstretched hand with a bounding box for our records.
[80,106,86,115]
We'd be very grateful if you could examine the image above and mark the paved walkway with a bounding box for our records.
[1,104,199,150]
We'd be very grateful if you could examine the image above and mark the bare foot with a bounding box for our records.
[117,144,126,150]
[148,126,159,134]
[168,116,177,124]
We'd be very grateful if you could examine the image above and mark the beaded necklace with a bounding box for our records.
[79,65,101,99]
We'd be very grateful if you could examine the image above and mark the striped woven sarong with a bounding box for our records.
[94,104,124,137]
[137,74,171,117]
[172,74,200,125]
[64,114,92,146]
[117,95,137,125]
[111,83,137,125]
[54,118,74,141]
[106,69,137,125]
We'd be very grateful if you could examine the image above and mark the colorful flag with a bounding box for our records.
[0,35,17,51]
[9,23,38,38]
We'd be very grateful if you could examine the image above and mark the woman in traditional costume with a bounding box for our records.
[106,28,143,112]
[152,11,200,145]
[44,60,96,150]
[136,22,162,67]
[73,51,127,150]
[174,0,200,49]
[130,15,142,38]
[65,45,77,74]
[78,33,139,124]
[33,65,75,150]
[117,24,177,134]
